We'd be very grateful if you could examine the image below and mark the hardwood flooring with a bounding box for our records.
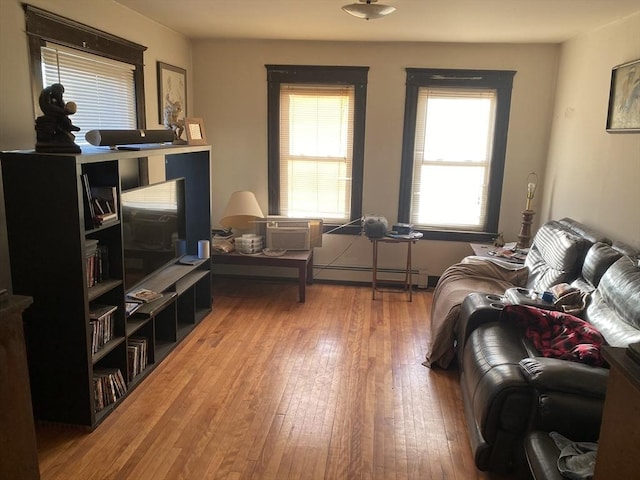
[36,280,517,480]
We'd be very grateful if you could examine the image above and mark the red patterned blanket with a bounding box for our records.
[501,304,605,366]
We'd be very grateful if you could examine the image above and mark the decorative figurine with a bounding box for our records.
[163,94,186,144]
[35,83,81,153]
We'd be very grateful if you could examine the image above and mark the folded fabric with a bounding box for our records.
[500,304,605,366]
[549,431,597,480]
[550,283,591,316]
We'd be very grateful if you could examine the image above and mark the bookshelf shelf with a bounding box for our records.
[92,336,126,364]
[1,144,212,429]
[88,279,123,302]
[126,317,150,336]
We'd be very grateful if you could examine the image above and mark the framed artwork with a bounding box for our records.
[185,117,207,145]
[157,62,187,125]
[606,59,640,133]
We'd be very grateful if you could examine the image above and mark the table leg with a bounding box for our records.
[307,251,313,284]
[407,240,412,302]
[372,239,378,299]
[298,264,306,303]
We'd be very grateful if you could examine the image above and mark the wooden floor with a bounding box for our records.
[36,280,517,480]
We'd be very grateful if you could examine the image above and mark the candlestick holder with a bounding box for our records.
[517,209,535,248]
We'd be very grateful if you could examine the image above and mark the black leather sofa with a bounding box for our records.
[449,219,640,474]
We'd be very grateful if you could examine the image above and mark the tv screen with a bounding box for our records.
[121,178,186,291]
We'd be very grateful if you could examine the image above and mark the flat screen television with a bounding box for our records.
[121,178,186,291]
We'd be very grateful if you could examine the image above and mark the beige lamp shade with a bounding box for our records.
[220,190,264,229]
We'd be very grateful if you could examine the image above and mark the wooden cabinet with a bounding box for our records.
[0,294,39,479]
[594,347,640,479]
[1,144,212,429]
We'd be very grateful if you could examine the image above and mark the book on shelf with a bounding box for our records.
[85,242,110,287]
[127,288,163,303]
[81,173,96,224]
[93,368,127,412]
[80,174,118,227]
[91,185,118,215]
[94,211,118,227]
[89,304,117,355]
[127,336,148,379]
[125,301,143,316]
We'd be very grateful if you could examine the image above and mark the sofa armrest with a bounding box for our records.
[520,357,608,441]
[519,357,609,398]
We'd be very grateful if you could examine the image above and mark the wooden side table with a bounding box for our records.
[593,346,640,479]
[212,249,313,302]
[0,294,39,480]
[370,236,419,301]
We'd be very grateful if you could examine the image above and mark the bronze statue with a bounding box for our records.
[35,83,81,153]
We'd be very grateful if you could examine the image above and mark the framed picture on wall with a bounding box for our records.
[157,62,187,125]
[606,59,640,133]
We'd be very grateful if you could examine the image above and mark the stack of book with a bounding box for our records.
[85,240,110,288]
[85,239,99,288]
[127,337,148,379]
[93,368,127,412]
[92,185,118,226]
[81,173,118,227]
[89,304,117,355]
[126,288,163,304]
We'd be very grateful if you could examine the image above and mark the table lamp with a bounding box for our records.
[220,190,264,232]
[517,172,538,248]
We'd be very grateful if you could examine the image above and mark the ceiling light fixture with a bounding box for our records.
[342,0,396,20]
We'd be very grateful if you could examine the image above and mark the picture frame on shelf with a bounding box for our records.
[606,58,640,133]
[157,61,187,125]
[185,117,207,145]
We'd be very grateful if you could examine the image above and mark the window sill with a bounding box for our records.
[324,224,496,242]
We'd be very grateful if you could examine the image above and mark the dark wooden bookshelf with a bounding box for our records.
[1,144,212,429]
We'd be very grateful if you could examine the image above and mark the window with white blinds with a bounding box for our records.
[41,44,137,146]
[279,84,355,220]
[398,68,515,239]
[411,87,497,230]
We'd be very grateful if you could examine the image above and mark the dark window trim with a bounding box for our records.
[266,65,369,228]
[24,4,147,130]
[24,4,148,181]
[398,67,516,241]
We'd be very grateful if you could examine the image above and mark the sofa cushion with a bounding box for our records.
[572,242,622,292]
[525,221,592,291]
[585,256,640,347]
[558,217,610,245]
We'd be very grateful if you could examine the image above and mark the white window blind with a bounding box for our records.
[279,84,355,221]
[41,44,137,146]
[411,87,497,230]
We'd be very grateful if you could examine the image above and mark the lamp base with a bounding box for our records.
[517,209,535,249]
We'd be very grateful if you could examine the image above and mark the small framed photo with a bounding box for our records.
[606,59,640,133]
[185,117,208,145]
[157,62,187,125]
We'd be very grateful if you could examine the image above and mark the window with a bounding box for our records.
[266,65,368,226]
[41,45,137,146]
[398,68,515,240]
[25,5,147,134]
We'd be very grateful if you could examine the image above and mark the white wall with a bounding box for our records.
[192,39,559,281]
[3,2,635,291]
[541,12,640,248]
[0,0,192,291]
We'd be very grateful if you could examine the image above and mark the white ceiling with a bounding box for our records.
[114,0,640,44]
